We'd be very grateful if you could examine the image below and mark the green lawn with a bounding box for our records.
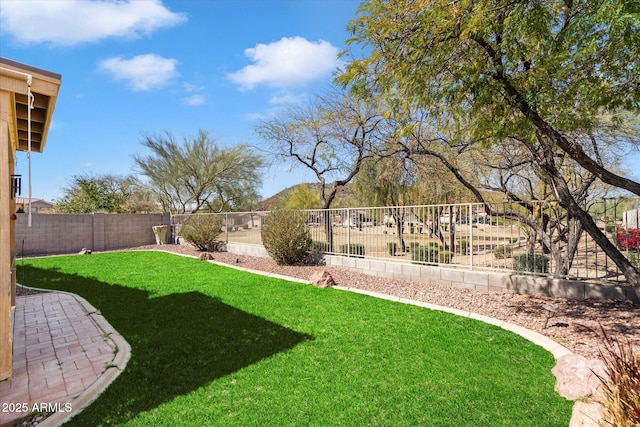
[21,251,573,426]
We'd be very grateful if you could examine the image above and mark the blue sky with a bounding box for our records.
[1,0,638,205]
[1,0,362,203]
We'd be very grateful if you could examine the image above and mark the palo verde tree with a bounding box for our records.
[338,0,640,284]
[134,130,264,213]
[254,89,386,250]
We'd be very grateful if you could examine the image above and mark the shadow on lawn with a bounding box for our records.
[21,265,313,426]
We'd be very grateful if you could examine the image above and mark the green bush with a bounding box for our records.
[427,241,441,250]
[512,253,549,274]
[629,253,638,270]
[439,250,453,264]
[339,243,365,258]
[311,241,330,254]
[494,244,512,259]
[387,242,398,255]
[410,245,439,264]
[457,239,468,255]
[261,210,312,265]
[180,215,223,251]
[409,241,421,252]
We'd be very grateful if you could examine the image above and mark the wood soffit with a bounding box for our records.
[0,57,62,153]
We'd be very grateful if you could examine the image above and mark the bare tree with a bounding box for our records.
[399,112,639,282]
[255,90,385,249]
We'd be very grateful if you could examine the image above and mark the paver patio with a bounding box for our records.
[0,289,129,427]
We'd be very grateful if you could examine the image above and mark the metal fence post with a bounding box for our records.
[469,203,474,270]
[346,207,351,255]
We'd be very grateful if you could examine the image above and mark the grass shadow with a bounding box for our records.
[20,265,313,426]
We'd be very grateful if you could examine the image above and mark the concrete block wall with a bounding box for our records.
[103,214,169,251]
[15,213,170,256]
[222,243,639,303]
[15,214,94,255]
[226,243,269,258]
[322,255,640,303]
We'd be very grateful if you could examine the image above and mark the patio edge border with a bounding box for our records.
[17,286,132,427]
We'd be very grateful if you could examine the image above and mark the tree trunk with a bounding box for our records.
[392,207,406,252]
[558,217,584,277]
[322,210,334,253]
[549,171,640,286]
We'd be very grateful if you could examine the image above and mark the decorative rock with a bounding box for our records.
[310,270,335,288]
[552,354,607,401]
[199,252,214,261]
[79,248,92,255]
[569,401,605,427]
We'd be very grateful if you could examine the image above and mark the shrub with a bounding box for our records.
[410,245,439,264]
[616,228,640,251]
[593,327,640,426]
[512,253,549,273]
[261,210,312,265]
[311,241,330,254]
[339,243,365,258]
[493,244,512,259]
[387,242,398,255]
[457,239,468,255]
[308,241,329,265]
[439,250,452,264]
[427,241,441,250]
[180,215,223,251]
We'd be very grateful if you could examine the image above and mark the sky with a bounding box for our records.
[1,0,638,205]
[0,0,362,203]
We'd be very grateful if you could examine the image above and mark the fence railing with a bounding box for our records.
[172,198,640,284]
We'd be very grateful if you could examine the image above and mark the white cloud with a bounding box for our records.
[269,92,308,105]
[0,0,186,46]
[98,54,179,91]
[182,94,205,106]
[228,37,341,90]
[183,82,205,93]
[181,82,205,105]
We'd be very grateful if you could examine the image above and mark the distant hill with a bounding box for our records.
[256,182,354,211]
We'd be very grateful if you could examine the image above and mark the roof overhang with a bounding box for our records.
[0,57,62,153]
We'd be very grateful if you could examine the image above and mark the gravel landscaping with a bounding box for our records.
[132,244,639,360]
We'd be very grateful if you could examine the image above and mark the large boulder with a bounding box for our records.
[310,270,335,288]
[552,354,607,401]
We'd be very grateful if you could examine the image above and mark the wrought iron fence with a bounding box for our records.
[171,198,640,284]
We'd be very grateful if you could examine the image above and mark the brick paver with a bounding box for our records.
[0,292,117,426]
